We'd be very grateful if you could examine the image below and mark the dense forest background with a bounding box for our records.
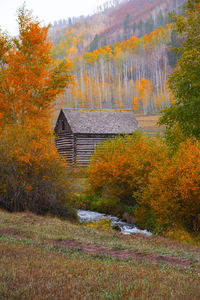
[50,0,185,113]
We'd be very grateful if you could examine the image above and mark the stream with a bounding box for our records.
[77,210,152,236]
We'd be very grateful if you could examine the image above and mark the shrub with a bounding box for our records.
[0,125,77,221]
[164,227,199,246]
[86,219,113,231]
[121,205,136,224]
[87,132,168,206]
[70,192,121,216]
[69,193,97,210]
[133,205,157,232]
[90,197,121,216]
[135,139,200,233]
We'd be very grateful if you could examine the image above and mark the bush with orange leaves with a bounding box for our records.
[0,125,77,220]
[135,139,200,233]
[87,132,168,207]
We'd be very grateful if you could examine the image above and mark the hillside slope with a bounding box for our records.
[101,0,185,44]
[51,0,185,54]
[50,0,186,112]
[0,210,200,299]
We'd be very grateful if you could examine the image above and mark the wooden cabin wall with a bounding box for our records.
[75,134,115,166]
[55,129,118,166]
[55,133,75,165]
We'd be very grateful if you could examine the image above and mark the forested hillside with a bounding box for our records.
[51,0,186,113]
[51,0,185,54]
[98,0,185,44]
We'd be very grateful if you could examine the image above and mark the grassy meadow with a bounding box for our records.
[135,114,165,136]
[0,210,200,299]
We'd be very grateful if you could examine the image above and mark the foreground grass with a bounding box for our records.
[0,210,200,299]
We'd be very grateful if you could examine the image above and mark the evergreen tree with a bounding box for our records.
[132,22,137,34]
[101,38,107,47]
[90,34,99,51]
[123,13,131,39]
[156,10,164,27]
[145,15,154,35]
[138,19,144,37]
[164,13,171,25]
[167,30,182,67]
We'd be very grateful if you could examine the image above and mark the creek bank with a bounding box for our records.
[77,210,152,236]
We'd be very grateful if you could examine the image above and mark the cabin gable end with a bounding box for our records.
[55,110,73,134]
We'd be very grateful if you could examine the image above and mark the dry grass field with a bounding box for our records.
[135,114,165,136]
[0,210,200,299]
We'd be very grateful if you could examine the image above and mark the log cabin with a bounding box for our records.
[55,109,140,166]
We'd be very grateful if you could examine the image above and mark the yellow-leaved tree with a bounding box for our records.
[0,5,73,127]
[87,132,168,206]
[135,139,200,233]
[0,6,76,220]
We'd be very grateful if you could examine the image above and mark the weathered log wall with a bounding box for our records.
[75,134,113,166]
[55,132,74,165]
[55,133,115,166]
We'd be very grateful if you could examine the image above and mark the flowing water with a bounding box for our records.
[77,210,152,236]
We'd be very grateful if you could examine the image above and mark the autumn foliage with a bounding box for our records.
[135,139,200,233]
[55,25,172,112]
[87,132,168,205]
[0,7,76,219]
[88,132,200,235]
[0,6,73,127]
[0,125,76,220]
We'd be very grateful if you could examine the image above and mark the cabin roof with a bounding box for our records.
[61,109,140,134]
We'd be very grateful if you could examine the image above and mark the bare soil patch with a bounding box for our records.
[49,239,191,268]
[0,227,23,238]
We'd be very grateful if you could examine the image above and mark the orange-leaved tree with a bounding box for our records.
[0,5,73,127]
[0,6,76,219]
[87,132,168,206]
[0,124,77,220]
[135,139,200,233]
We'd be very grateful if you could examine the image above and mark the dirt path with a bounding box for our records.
[50,239,191,268]
[0,227,194,268]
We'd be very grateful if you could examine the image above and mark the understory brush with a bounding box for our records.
[70,193,121,217]
[0,125,77,221]
[86,219,113,231]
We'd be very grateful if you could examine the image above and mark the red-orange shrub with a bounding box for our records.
[0,125,77,220]
[87,132,168,206]
[136,139,200,232]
